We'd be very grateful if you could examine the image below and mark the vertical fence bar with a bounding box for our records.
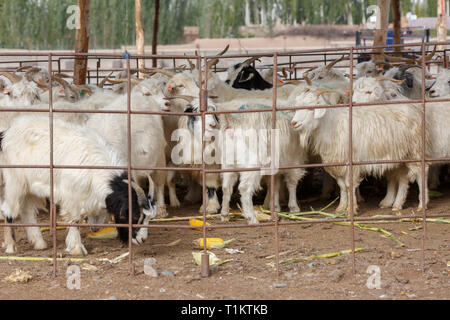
[271,53,280,277]
[200,55,210,278]
[348,48,356,275]
[126,56,135,275]
[48,53,57,278]
[420,43,428,272]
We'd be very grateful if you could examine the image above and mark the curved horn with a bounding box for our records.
[15,66,33,72]
[99,71,114,88]
[52,76,71,89]
[375,76,405,85]
[105,78,142,85]
[279,80,301,86]
[187,58,196,71]
[418,45,437,64]
[218,44,230,56]
[383,53,416,64]
[325,55,345,70]
[303,72,312,86]
[149,68,175,78]
[54,73,73,79]
[398,64,422,75]
[0,72,22,84]
[314,88,342,96]
[146,173,155,199]
[123,179,146,203]
[243,56,262,66]
[207,58,219,70]
[32,80,49,91]
[73,85,94,96]
[165,95,196,103]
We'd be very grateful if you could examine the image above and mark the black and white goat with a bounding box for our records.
[0,115,156,255]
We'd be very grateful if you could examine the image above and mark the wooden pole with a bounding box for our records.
[391,0,401,54]
[152,0,160,68]
[74,0,90,85]
[135,0,145,77]
[373,0,391,60]
[437,0,447,55]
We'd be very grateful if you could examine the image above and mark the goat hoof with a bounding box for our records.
[247,217,259,225]
[156,207,168,218]
[67,245,87,256]
[170,198,181,208]
[220,214,230,223]
[289,205,300,213]
[5,245,16,254]
[392,206,402,212]
[33,239,48,250]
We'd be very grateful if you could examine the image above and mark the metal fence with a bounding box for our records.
[0,41,449,278]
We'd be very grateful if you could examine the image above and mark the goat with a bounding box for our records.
[291,85,430,214]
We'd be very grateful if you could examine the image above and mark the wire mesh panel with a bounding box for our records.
[0,42,448,280]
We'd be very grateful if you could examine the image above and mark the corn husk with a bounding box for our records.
[87,227,118,239]
[192,251,232,267]
[193,238,235,249]
[189,219,211,231]
[4,269,32,283]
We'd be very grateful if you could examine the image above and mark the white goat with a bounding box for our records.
[291,84,430,214]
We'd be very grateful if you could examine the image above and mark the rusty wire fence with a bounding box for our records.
[0,41,449,278]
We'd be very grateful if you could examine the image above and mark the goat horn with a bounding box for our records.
[207,58,219,70]
[0,72,22,83]
[382,53,416,64]
[279,80,301,86]
[314,88,342,96]
[99,71,114,88]
[149,68,175,77]
[325,55,345,70]
[33,80,49,91]
[146,173,155,199]
[418,45,437,64]
[303,72,312,86]
[54,73,73,79]
[165,95,196,103]
[15,66,33,72]
[399,64,422,74]
[123,179,146,203]
[187,58,196,71]
[106,78,141,85]
[73,85,94,96]
[218,44,230,56]
[243,56,262,66]
[376,76,405,85]
[52,76,70,89]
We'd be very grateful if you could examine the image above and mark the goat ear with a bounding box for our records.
[313,108,326,119]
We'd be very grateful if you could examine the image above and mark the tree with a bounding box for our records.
[372,0,391,60]
[135,0,145,75]
[74,0,91,85]
[152,0,160,68]
[391,0,401,53]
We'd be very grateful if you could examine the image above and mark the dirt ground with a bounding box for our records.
[0,176,449,301]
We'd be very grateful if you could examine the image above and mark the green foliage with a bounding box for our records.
[0,0,440,50]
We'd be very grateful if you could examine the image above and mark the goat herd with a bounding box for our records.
[0,45,449,257]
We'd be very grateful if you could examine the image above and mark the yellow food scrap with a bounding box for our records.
[87,227,118,239]
[193,238,235,249]
[189,219,210,231]
[4,269,32,283]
